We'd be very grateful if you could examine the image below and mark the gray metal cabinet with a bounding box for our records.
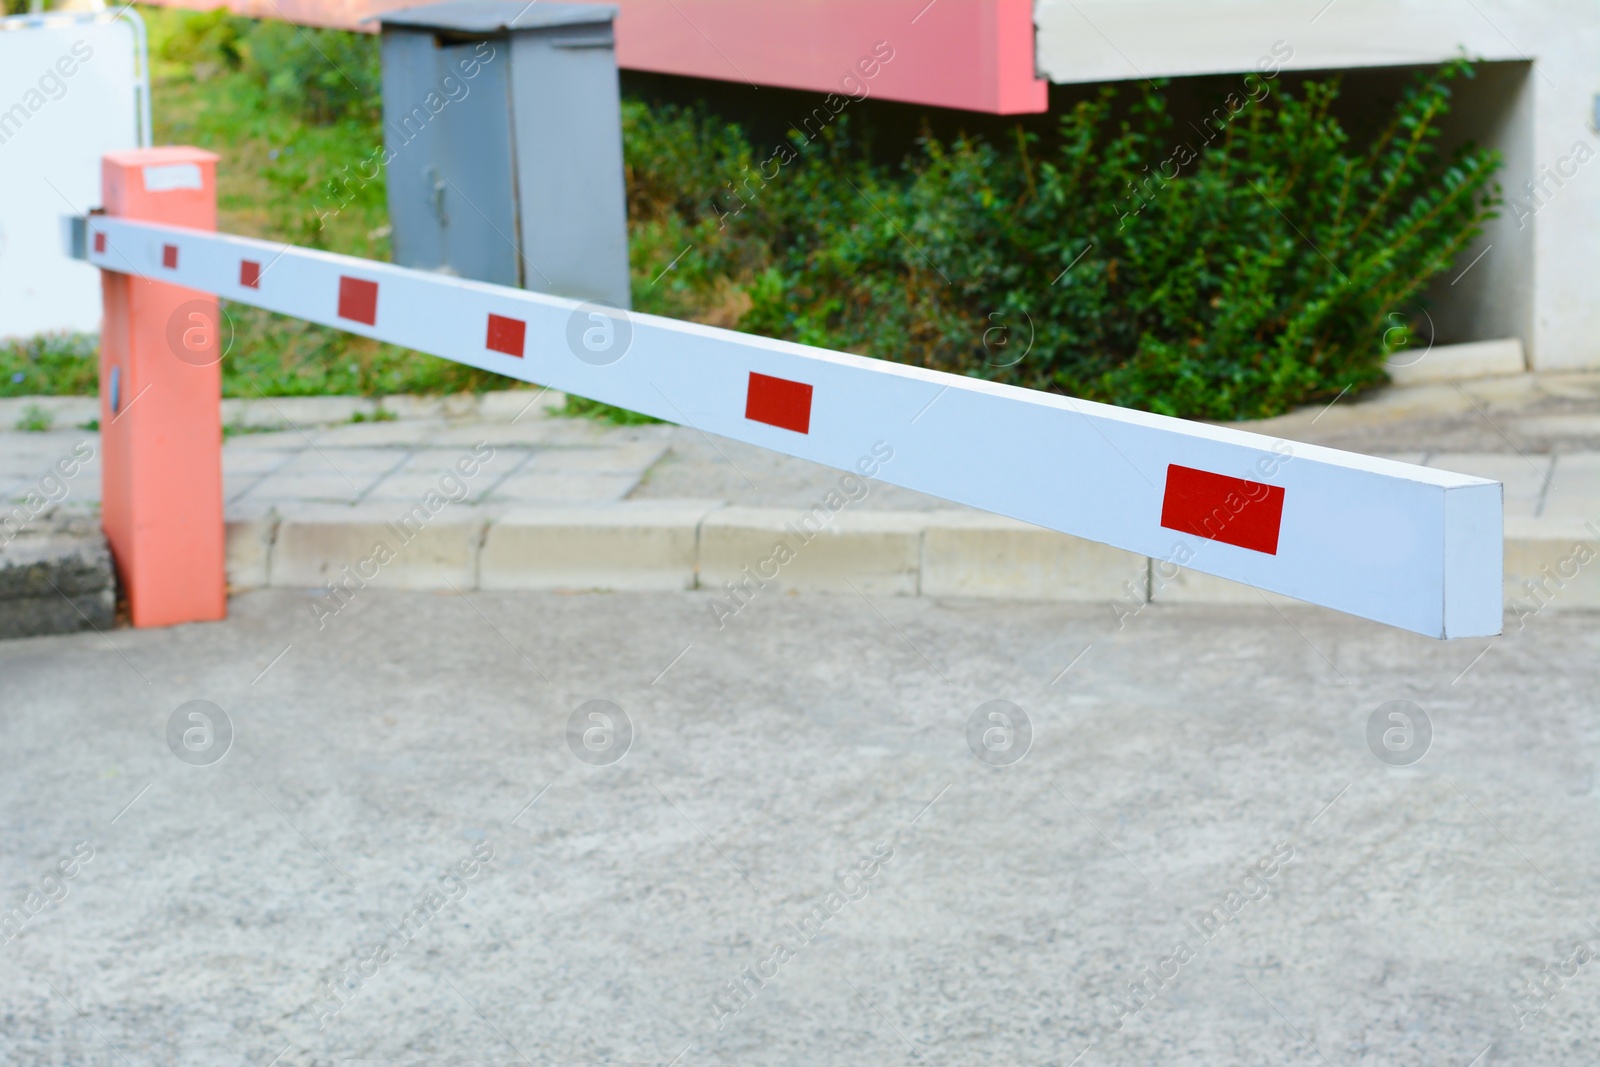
[378,1,630,309]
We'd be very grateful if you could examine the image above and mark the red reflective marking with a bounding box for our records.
[240,260,261,289]
[93,232,105,254]
[1159,464,1285,555]
[744,371,812,434]
[486,313,526,357]
[161,244,178,269]
[337,276,378,326]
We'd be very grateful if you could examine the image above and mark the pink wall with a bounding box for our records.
[160,0,1049,114]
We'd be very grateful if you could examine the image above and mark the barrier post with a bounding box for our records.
[98,146,226,627]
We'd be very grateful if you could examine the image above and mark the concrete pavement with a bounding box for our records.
[0,587,1596,1065]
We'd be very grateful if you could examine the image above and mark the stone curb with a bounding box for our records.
[269,502,485,591]
[232,500,1600,614]
[700,507,926,597]
[1385,338,1525,387]
[1504,515,1600,615]
[481,500,721,592]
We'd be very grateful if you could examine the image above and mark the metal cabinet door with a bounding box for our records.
[508,28,631,308]
[434,38,519,287]
[383,32,519,287]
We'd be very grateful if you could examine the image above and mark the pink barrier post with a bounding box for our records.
[98,146,227,628]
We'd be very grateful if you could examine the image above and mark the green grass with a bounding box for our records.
[0,8,669,419]
[221,421,286,437]
[0,7,523,403]
[0,7,679,416]
[559,394,664,425]
[0,334,100,398]
[15,404,53,432]
[153,9,522,401]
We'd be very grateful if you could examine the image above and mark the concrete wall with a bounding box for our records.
[1034,0,1600,371]
[1426,60,1534,351]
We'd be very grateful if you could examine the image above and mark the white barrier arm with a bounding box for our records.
[87,217,1502,639]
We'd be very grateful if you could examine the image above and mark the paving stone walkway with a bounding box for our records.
[2,371,1598,611]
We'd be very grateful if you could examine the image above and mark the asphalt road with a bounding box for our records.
[1,588,1596,1066]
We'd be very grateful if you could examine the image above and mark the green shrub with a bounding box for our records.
[729,61,1501,419]
[154,6,248,76]
[239,19,382,124]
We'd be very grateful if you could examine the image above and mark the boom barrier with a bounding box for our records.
[82,147,1502,638]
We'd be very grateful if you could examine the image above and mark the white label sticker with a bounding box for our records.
[143,163,203,192]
